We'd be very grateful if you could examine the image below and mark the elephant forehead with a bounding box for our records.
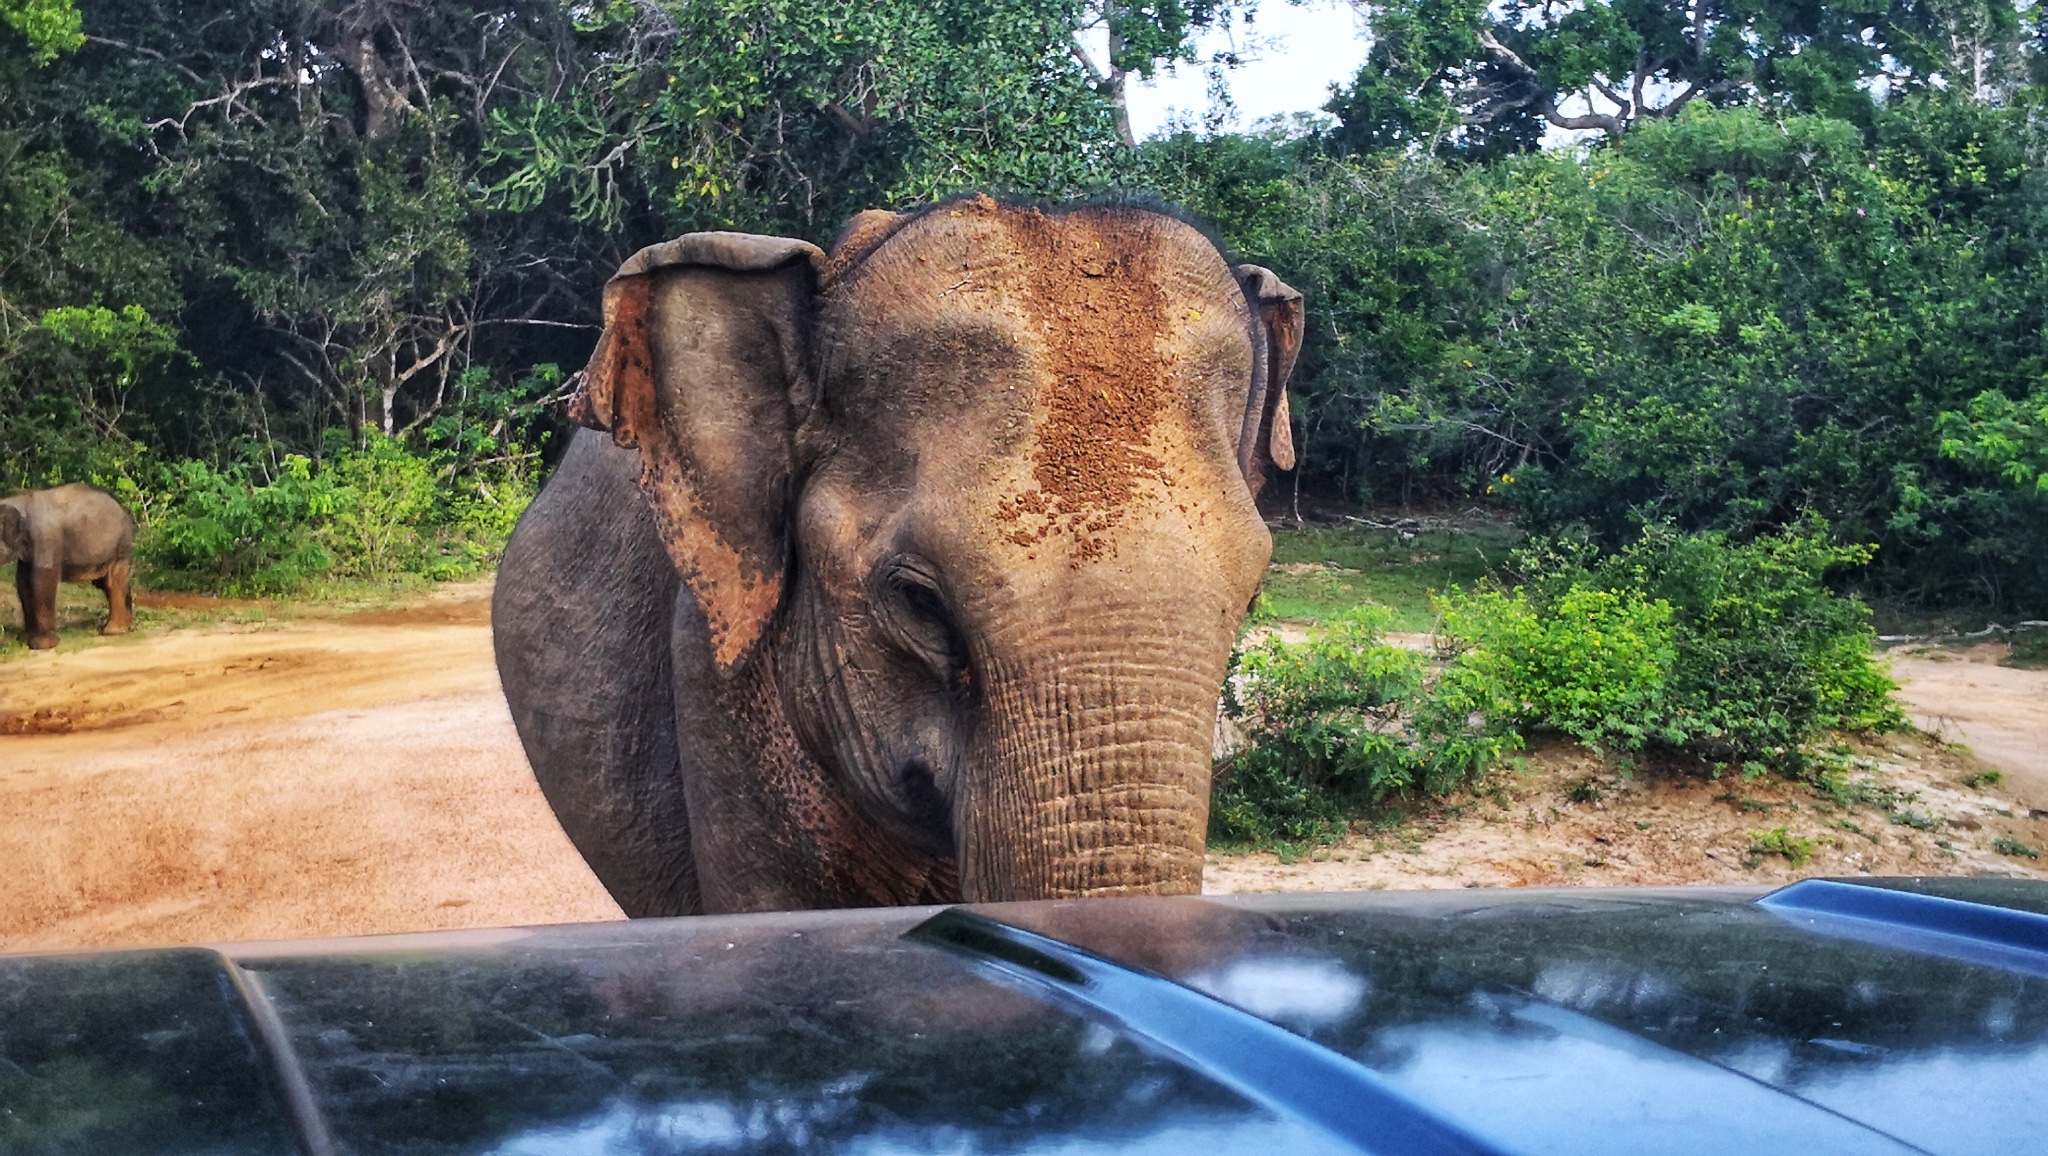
[823,199,1256,562]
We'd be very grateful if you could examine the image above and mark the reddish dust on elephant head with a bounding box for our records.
[979,199,1179,562]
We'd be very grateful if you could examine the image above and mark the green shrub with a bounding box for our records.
[1434,584,1677,752]
[140,455,343,594]
[1437,522,1904,767]
[137,433,535,596]
[1214,526,1907,849]
[1405,649,1524,794]
[316,436,440,580]
[1582,522,1904,759]
[1212,608,1520,848]
[1214,609,1425,846]
[1749,825,1821,868]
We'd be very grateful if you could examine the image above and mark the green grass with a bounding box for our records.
[0,583,265,661]
[1258,522,1522,631]
[1749,825,1821,868]
[2008,629,2048,670]
[0,573,456,661]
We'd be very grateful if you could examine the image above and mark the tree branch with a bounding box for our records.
[1068,34,1108,87]
[822,100,876,140]
[84,35,207,86]
[1475,28,1627,136]
[1593,76,1629,113]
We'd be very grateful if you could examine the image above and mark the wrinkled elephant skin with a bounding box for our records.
[1,484,136,650]
[495,197,1304,915]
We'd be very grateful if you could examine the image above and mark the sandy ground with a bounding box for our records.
[1888,641,2048,808]
[1204,730,2048,894]
[0,586,623,953]
[3,591,2045,952]
[1206,636,2048,894]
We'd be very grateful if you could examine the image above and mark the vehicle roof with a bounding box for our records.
[3,877,2044,1154]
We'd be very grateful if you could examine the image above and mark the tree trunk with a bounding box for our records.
[1107,16,1135,148]
[335,0,414,140]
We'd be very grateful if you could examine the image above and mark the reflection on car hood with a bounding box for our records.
[2,877,2044,1155]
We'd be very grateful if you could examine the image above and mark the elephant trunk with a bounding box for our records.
[956,624,1226,902]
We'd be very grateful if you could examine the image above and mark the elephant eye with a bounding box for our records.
[877,558,972,688]
[898,578,949,627]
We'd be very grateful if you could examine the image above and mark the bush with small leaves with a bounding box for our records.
[1211,607,1521,848]
[1749,825,1821,868]
[136,434,533,596]
[1435,523,1903,769]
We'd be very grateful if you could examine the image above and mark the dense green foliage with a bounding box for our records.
[0,0,82,63]
[490,0,1125,232]
[0,0,1144,590]
[1436,583,1677,751]
[1460,524,1904,761]
[1215,525,1901,847]
[1330,0,2030,153]
[1140,94,2048,612]
[1939,385,2048,494]
[4,0,2046,618]
[138,435,531,594]
[1213,606,1520,845]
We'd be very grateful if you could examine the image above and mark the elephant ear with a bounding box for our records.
[571,232,829,674]
[0,504,25,562]
[1234,264,1306,492]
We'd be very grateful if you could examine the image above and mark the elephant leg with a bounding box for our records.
[10,563,27,643]
[98,560,133,634]
[493,429,700,917]
[18,563,58,649]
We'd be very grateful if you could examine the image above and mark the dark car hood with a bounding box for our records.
[3,877,2045,1155]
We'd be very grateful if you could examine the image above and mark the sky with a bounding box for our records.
[1124,1,1373,139]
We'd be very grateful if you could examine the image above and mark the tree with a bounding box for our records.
[22,0,612,452]
[0,0,82,63]
[1326,0,2036,157]
[5,0,1154,470]
[1140,92,2048,610]
[1066,0,1248,146]
[486,0,1130,234]
[0,0,183,486]
[1878,0,2033,102]
[1939,387,2048,495]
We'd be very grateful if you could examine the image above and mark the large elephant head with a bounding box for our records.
[497,195,1301,913]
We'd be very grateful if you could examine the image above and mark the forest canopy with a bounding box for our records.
[3,0,2046,609]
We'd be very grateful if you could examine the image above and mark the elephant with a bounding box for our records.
[0,483,136,650]
[494,194,1302,916]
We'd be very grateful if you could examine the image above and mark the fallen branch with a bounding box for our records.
[1877,621,2048,644]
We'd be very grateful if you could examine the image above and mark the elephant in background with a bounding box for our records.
[0,484,136,650]
[494,195,1302,916]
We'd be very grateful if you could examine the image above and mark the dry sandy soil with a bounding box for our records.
[1204,728,2048,894]
[1888,641,2048,802]
[3,587,2045,952]
[1207,635,2048,895]
[0,584,623,953]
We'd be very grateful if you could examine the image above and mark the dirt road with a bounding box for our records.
[1888,642,2048,808]
[3,591,2044,952]
[0,588,622,952]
